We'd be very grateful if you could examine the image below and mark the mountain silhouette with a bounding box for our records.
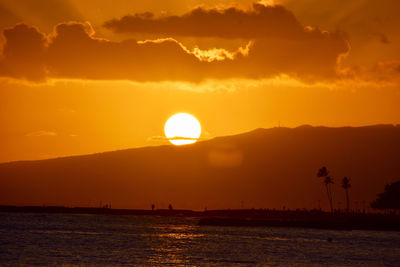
[1,125,399,210]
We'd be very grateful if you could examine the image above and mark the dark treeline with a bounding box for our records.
[317,166,400,214]
[371,181,400,211]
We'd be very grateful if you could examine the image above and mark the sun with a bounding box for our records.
[164,113,201,145]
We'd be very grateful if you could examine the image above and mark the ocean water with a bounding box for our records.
[0,212,400,266]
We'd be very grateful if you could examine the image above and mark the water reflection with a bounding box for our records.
[1,213,400,266]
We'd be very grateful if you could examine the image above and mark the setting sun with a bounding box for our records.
[164,113,201,145]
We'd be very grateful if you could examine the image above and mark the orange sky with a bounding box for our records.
[0,0,399,162]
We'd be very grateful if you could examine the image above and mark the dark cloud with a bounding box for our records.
[46,22,207,81]
[281,0,400,68]
[0,17,349,83]
[102,3,350,81]
[0,24,47,81]
[104,3,309,39]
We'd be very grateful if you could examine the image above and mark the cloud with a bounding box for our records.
[341,60,400,85]
[0,23,47,81]
[102,2,350,81]
[103,3,305,39]
[279,0,400,68]
[0,3,352,83]
[44,22,214,82]
[26,130,57,137]
[150,136,203,141]
[136,37,251,62]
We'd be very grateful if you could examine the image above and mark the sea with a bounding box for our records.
[1,212,400,266]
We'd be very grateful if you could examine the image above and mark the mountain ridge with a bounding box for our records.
[1,124,399,210]
[1,124,397,165]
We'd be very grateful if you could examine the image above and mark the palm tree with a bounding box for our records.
[317,166,334,212]
[324,176,334,212]
[317,166,328,178]
[341,177,351,212]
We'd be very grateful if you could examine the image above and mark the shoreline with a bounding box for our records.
[1,205,399,231]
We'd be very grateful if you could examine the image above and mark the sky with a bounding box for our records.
[0,0,399,162]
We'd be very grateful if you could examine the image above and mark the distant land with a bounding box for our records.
[1,206,399,231]
[0,125,399,210]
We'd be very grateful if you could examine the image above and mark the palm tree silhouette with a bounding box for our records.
[317,166,334,212]
[317,166,328,178]
[324,176,334,212]
[341,177,351,212]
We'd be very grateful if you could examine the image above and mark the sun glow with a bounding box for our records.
[164,113,201,145]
